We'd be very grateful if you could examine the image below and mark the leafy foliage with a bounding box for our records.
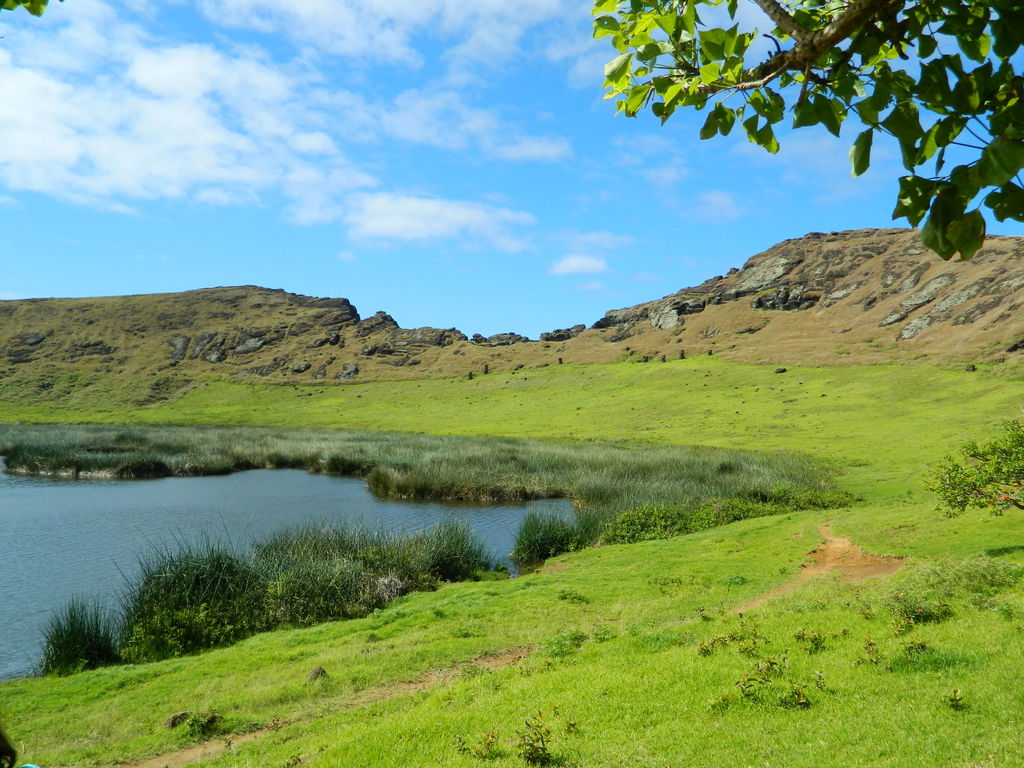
[1,0,58,16]
[931,420,1024,515]
[596,0,1024,259]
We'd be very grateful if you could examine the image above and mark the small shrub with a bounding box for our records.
[455,730,504,760]
[119,542,267,662]
[515,713,555,766]
[184,711,223,739]
[794,628,827,654]
[41,598,120,676]
[854,638,880,666]
[888,591,954,629]
[779,684,812,709]
[556,588,588,604]
[543,629,588,657]
[943,689,968,712]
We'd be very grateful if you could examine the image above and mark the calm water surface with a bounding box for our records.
[0,460,569,680]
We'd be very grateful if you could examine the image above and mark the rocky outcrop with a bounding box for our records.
[471,332,532,346]
[540,324,585,342]
[593,229,1024,351]
[356,312,399,337]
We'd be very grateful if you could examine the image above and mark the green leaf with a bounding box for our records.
[893,175,937,227]
[980,138,1024,187]
[714,103,736,136]
[792,103,815,129]
[682,0,697,37]
[813,97,844,137]
[604,53,633,85]
[916,35,937,59]
[984,183,1024,223]
[654,13,676,37]
[700,109,720,140]
[945,209,987,259]
[592,0,617,15]
[594,15,621,39]
[850,129,873,177]
[625,83,653,115]
[699,61,721,84]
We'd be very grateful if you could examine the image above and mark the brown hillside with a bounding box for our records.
[1,229,1023,400]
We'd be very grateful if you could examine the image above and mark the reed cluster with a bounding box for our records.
[41,521,491,674]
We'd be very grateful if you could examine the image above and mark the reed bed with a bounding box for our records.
[0,424,841,513]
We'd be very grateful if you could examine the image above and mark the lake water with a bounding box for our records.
[0,460,569,681]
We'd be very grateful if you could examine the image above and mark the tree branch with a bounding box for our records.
[696,0,902,95]
[751,0,808,41]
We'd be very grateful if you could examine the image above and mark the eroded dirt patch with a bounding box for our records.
[739,524,906,612]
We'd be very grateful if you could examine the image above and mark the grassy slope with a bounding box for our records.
[3,357,1024,766]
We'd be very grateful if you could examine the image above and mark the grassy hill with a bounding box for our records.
[3,230,1024,766]
[2,354,1024,767]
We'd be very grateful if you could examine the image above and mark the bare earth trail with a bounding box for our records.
[739,524,907,613]
[114,646,535,768]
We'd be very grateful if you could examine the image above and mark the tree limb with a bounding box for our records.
[751,0,808,41]
[697,0,902,95]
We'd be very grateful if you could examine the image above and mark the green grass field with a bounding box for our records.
[2,357,1024,767]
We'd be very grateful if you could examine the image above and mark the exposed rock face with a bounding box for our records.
[540,324,585,342]
[593,229,1024,353]
[336,363,359,380]
[471,332,532,346]
[356,312,399,337]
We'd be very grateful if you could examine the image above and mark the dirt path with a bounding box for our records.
[117,646,536,768]
[738,524,906,612]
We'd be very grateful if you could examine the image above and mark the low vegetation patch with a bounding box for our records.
[602,488,854,545]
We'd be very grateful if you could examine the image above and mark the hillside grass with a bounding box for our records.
[2,356,1024,766]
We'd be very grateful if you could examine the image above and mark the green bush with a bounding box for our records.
[40,598,120,676]
[931,420,1024,516]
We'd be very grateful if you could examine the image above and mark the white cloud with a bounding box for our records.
[0,3,376,220]
[550,254,608,275]
[198,0,582,73]
[337,250,357,263]
[370,89,571,162]
[613,135,688,186]
[693,190,742,222]
[344,193,535,252]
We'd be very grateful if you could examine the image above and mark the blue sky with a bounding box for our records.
[1,1,1021,338]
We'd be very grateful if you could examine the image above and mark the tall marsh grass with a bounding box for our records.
[41,521,492,673]
[0,424,842,514]
[40,598,120,676]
